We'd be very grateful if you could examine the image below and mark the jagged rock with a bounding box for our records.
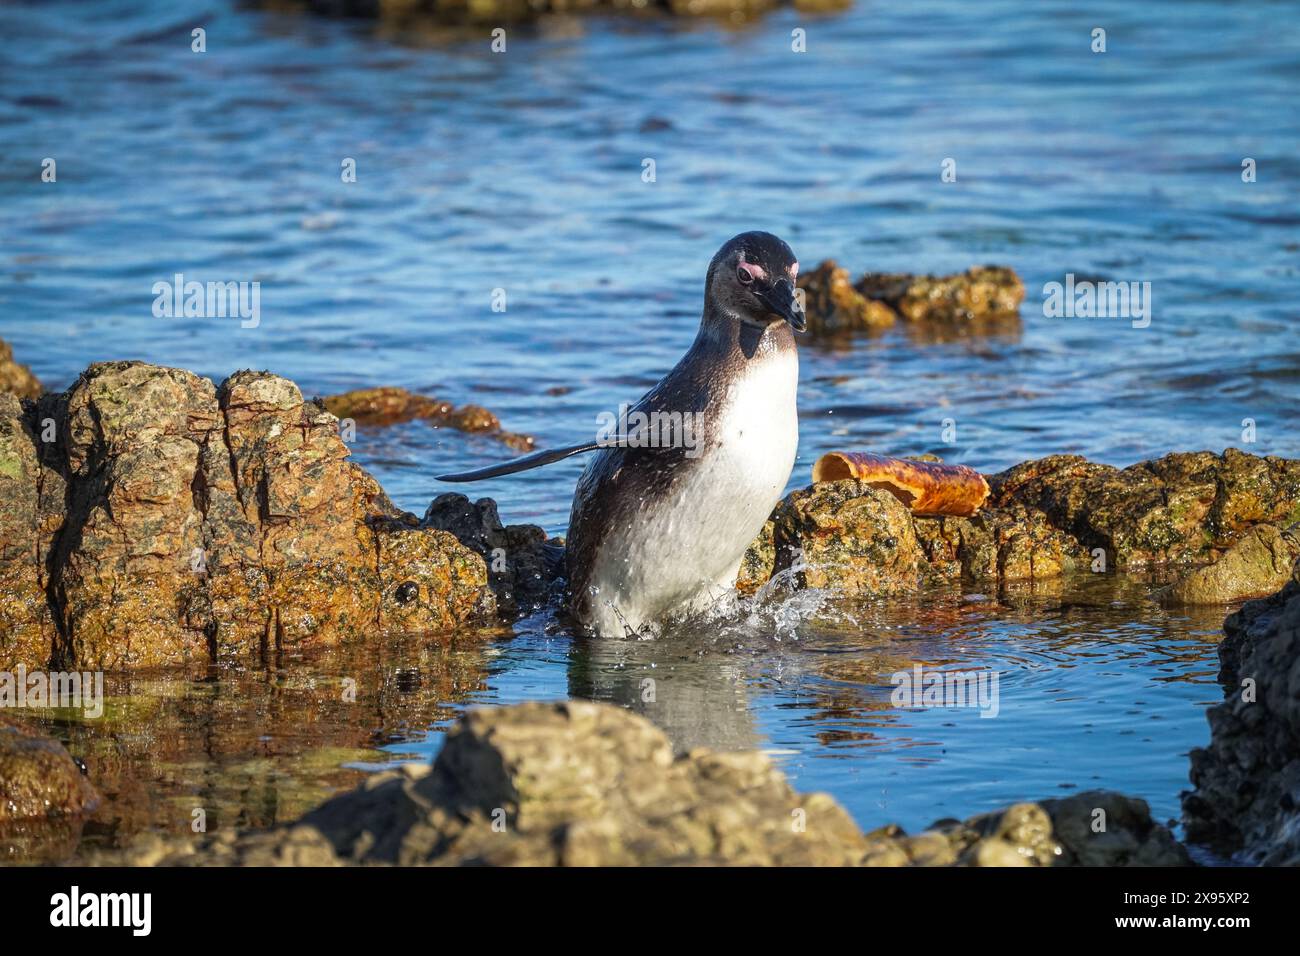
[0,338,42,399]
[991,450,1300,570]
[88,701,1188,867]
[421,493,558,616]
[0,393,55,667]
[1183,566,1300,864]
[0,362,496,670]
[322,386,533,451]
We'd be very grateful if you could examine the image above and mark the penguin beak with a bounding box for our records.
[758,278,805,332]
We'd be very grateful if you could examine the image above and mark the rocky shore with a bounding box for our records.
[3,342,1298,671]
[88,700,1188,866]
[4,336,1300,866]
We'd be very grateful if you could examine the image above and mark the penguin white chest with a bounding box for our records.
[587,349,799,634]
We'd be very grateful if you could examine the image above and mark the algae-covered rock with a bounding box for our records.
[1183,566,1300,864]
[1166,523,1300,605]
[0,362,496,670]
[0,715,100,861]
[798,262,1024,335]
[768,481,922,596]
[797,260,897,335]
[992,450,1300,571]
[0,716,100,823]
[858,266,1025,324]
[0,338,42,399]
[739,449,1299,604]
[89,701,1189,867]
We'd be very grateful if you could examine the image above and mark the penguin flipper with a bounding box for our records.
[436,440,607,482]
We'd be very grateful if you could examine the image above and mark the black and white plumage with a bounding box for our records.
[439,232,804,636]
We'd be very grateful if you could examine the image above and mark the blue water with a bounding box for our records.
[3,0,1297,848]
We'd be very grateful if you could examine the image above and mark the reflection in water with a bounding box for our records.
[11,572,1227,863]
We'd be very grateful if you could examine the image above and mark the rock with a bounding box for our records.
[89,701,1187,867]
[858,266,1025,323]
[798,261,1024,335]
[0,716,99,822]
[0,715,100,863]
[0,339,42,398]
[992,450,1300,570]
[769,481,922,596]
[322,386,533,451]
[1037,792,1191,865]
[739,449,1300,603]
[321,386,452,425]
[797,261,897,334]
[257,0,839,25]
[0,362,496,671]
[0,393,56,667]
[421,493,559,616]
[735,517,776,596]
[1166,523,1300,605]
[1183,565,1300,864]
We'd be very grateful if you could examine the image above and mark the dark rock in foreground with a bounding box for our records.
[1183,562,1300,864]
[90,700,1187,867]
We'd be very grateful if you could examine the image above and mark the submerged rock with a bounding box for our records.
[90,700,1187,867]
[0,716,100,863]
[0,338,42,399]
[0,362,496,670]
[322,386,534,451]
[0,716,99,822]
[798,261,1024,335]
[1183,565,1300,864]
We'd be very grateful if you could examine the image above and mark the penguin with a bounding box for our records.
[438,231,804,636]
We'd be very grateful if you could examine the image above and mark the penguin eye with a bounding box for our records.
[737,265,755,285]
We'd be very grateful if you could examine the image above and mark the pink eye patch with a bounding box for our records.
[737,254,767,283]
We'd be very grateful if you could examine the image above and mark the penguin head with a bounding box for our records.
[706,231,805,333]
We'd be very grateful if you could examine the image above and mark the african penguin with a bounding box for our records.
[439,231,804,636]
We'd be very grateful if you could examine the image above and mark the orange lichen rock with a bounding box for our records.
[812,451,990,517]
